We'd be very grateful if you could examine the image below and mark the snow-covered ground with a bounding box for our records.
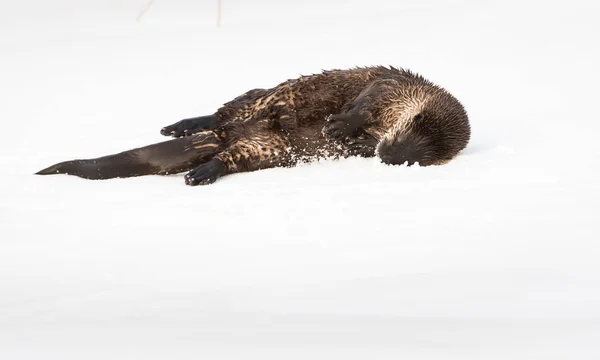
[1,0,600,358]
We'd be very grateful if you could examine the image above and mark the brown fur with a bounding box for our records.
[35,66,471,185]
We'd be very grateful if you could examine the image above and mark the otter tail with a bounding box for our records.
[35,131,222,180]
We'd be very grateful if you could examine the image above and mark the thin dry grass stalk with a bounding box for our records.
[136,0,155,22]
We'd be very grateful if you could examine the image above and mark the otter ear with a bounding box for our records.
[413,113,424,122]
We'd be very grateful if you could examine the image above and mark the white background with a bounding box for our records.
[1,0,600,358]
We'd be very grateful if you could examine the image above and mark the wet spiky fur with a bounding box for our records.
[36,66,471,185]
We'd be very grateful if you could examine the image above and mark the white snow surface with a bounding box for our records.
[1,0,600,358]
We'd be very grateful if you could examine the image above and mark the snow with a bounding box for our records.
[1,0,600,358]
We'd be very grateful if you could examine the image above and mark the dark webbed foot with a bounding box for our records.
[344,134,378,158]
[322,112,369,142]
[161,114,219,138]
[184,158,225,186]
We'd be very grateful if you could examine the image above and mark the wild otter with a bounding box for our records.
[35,66,471,186]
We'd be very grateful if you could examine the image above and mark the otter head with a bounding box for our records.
[376,93,471,167]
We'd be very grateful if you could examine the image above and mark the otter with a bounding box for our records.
[35,66,471,186]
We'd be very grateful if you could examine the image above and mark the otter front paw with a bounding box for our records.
[184,159,225,186]
[161,114,218,138]
[344,136,378,158]
[322,112,368,141]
